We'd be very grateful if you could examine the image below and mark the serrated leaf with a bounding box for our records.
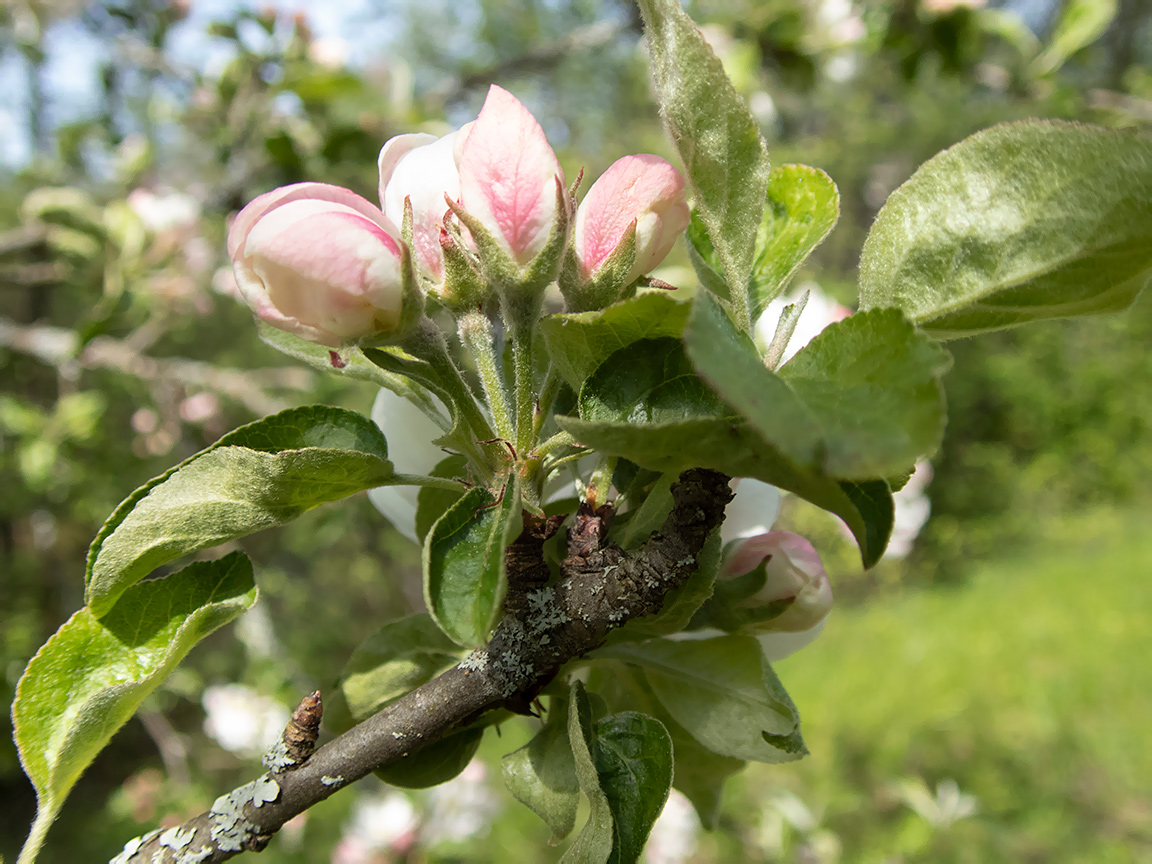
[637,0,771,323]
[85,405,399,616]
[858,120,1152,338]
[541,294,691,391]
[749,165,840,319]
[423,477,522,647]
[594,712,673,864]
[14,554,256,863]
[503,697,580,843]
[593,636,805,763]
[559,334,894,566]
[338,614,462,725]
[561,682,614,864]
[376,727,484,789]
[686,292,951,478]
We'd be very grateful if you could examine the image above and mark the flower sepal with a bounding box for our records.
[558,219,639,312]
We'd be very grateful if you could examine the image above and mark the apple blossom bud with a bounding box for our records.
[378,130,463,281]
[574,154,690,286]
[455,85,566,268]
[228,182,410,348]
[723,531,834,634]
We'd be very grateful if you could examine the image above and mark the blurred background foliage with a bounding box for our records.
[1,0,1149,860]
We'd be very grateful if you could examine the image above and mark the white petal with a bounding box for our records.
[368,388,450,544]
[758,617,827,663]
[721,478,782,544]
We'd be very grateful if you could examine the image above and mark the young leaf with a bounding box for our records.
[14,554,256,864]
[686,292,951,479]
[541,294,691,391]
[749,165,840,320]
[376,727,484,789]
[85,405,400,616]
[594,636,805,763]
[561,682,615,864]
[594,712,673,864]
[637,0,771,330]
[423,477,523,647]
[503,697,581,843]
[858,120,1152,338]
[337,614,462,726]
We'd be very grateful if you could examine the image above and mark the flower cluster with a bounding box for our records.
[227,85,690,347]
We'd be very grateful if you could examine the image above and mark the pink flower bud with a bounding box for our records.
[378,130,464,280]
[455,85,565,265]
[228,182,405,347]
[574,154,690,283]
[724,531,833,634]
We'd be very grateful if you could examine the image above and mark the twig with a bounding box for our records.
[116,469,733,863]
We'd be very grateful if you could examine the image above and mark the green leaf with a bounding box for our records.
[258,324,449,429]
[502,697,580,844]
[423,477,523,647]
[858,120,1152,338]
[748,165,840,319]
[578,337,730,426]
[586,664,744,831]
[559,334,895,566]
[593,636,805,764]
[686,292,950,479]
[1032,0,1117,75]
[85,406,398,616]
[636,0,771,328]
[541,294,691,391]
[337,614,462,725]
[376,727,484,789]
[559,414,892,567]
[561,682,614,864]
[14,554,256,863]
[415,455,469,543]
[594,713,673,864]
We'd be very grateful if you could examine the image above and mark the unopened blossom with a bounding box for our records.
[228,182,406,347]
[573,154,690,285]
[378,129,465,280]
[725,531,834,661]
[455,85,566,265]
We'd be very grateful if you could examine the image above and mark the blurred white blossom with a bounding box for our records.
[643,789,699,864]
[332,790,419,864]
[201,683,288,756]
[422,759,502,845]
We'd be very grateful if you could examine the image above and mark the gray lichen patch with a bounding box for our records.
[320,774,344,787]
[174,846,213,864]
[109,829,161,864]
[262,738,296,772]
[459,650,488,671]
[209,774,281,851]
[158,827,196,851]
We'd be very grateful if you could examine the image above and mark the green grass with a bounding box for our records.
[730,507,1152,862]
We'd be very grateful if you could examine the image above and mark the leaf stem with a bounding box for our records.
[458,310,513,441]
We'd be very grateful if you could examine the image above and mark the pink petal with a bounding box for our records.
[577,154,686,275]
[228,182,398,261]
[456,85,564,264]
